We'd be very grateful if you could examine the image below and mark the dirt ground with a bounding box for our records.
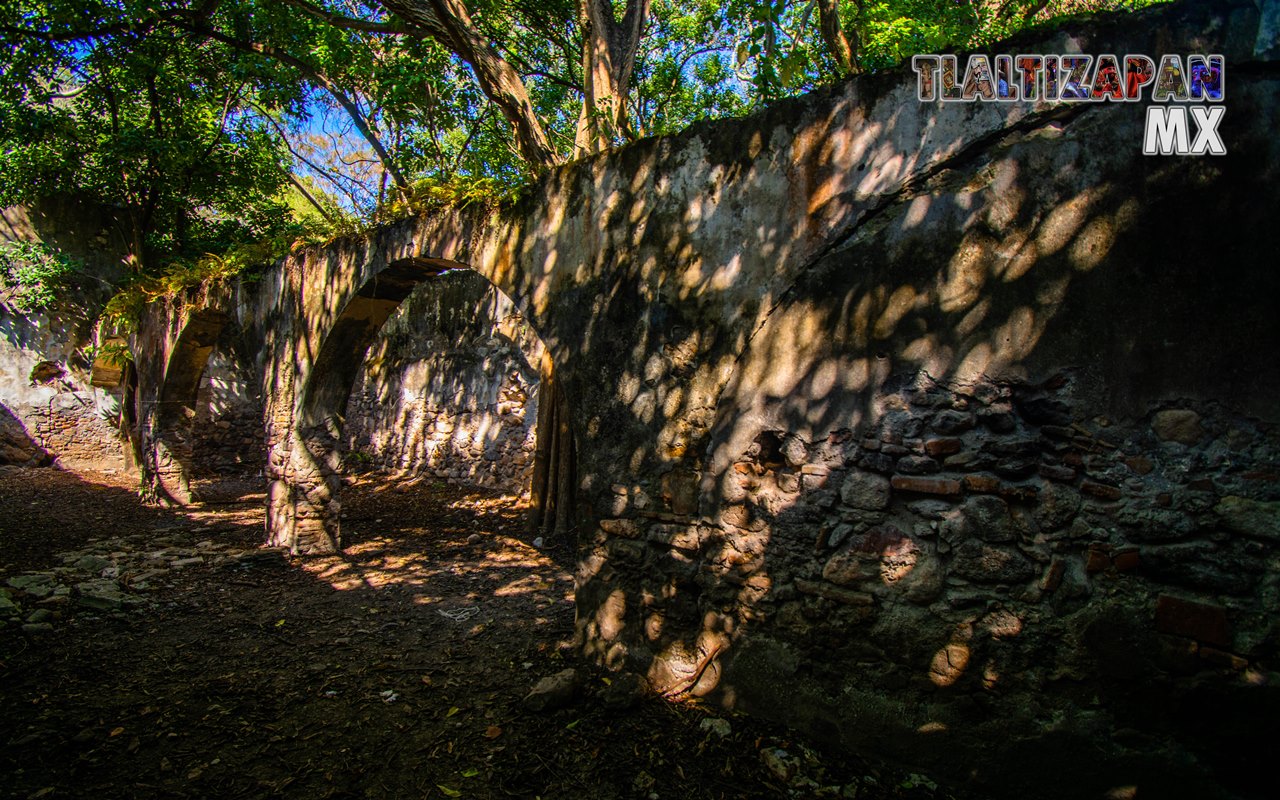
[0,466,976,800]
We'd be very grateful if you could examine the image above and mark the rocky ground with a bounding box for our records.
[0,466,978,800]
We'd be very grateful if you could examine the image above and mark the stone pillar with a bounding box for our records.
[262,368,342,555]
[290,426,344,554]
[150,436,196,505]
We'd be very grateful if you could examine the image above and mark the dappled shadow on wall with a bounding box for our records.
[570,71,1278,798]
[0,402,52,467]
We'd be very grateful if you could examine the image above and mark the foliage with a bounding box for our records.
[0,0,306,289]
[0,240,82,312]
[87,339,134,368]
[378,174,527,222]
[100,237,296,331]
[0,0,1172,330]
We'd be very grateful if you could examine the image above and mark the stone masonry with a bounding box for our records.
[345,270,543,494]
[131,3,1280,796]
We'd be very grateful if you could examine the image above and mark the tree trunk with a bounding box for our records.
[817,0,861,76]
[573,0,650,158]
[119,361,146,485]
[379,0,559,170]
[528,353,575,540]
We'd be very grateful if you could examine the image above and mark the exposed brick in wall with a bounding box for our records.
[1,200,130,473]
[19,391,126,470]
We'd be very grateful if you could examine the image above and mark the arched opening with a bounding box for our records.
[143,305,266,505]
[145,307,229,505]
[185,332,266,501]
[278,257,575,554]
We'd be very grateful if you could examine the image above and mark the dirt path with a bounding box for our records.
[0,467,973,800]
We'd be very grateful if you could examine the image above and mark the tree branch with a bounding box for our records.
[816,0,860,76]
[177,20,410,190]
[380,0,559,170]
[278,0,413,36]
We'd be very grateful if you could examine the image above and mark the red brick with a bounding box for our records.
[1081,481,1122,501]
[890,476,961,497]
[1112,548,1140,572]
[924,438,963,457]
[998,484,1039,502]
[1198,646,1248,671]
[962,474,1000,493]
[1086,548,1111,574]
[1155,595,1231,647]
[1241,470,1278,482]
[1124,456,1154,475]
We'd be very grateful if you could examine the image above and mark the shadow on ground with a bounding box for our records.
[0,467,980,800]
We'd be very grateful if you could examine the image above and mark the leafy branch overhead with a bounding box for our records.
[0,0,1169,324]
[0,241,82,312]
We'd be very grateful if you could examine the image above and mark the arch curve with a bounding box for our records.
[271,255,576,554]
[143,306,230,505]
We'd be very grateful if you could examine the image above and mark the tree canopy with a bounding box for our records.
[0,0,1168,310]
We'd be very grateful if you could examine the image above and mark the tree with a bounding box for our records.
[0,4,296,274]
[574,0,650,155]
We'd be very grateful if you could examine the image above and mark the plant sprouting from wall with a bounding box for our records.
[0,240,82,312]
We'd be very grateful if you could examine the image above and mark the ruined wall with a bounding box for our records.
[133,1,1279,796]
[188,345,266,477]
[0,199,130,471]
[559,5,1280,799]
[345,271,542,494]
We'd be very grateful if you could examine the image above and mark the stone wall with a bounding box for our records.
[188,348,265,477]
[5,390,123,469]
[345,271,542,494]
[690,378,1278,799]
[1,199,130,472]
[133,2,1279,795]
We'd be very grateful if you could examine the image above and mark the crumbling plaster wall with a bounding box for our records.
[0,199,130,471]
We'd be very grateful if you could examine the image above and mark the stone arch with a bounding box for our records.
[271,255,575,554]
[144,307,230,505]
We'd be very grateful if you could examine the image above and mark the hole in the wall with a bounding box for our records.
[293,270,579,630]
[29,360,64,386]
[156,317,265,505]
[320,268,576,551]
[750,431,787,471]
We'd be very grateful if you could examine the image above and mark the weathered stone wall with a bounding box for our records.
[344,271,542,494]
[691,381,1278,799]
[133,2,1280,796]
[188,347,266,476]
[5,391,123,469]
[1,199,130,471]
[560,4,1280,797]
